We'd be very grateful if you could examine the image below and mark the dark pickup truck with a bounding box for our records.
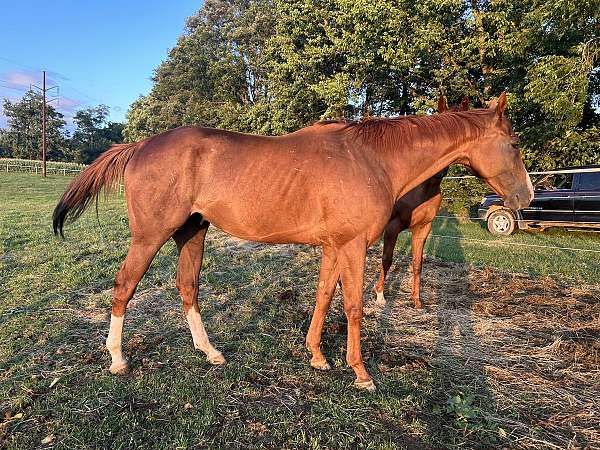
[478,165,600,235]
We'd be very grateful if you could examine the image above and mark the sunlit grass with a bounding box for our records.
[1,172,598,449]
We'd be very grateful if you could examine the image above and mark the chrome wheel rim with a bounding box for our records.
[492,214,510,233]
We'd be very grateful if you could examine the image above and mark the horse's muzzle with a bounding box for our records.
[504,186,533,211]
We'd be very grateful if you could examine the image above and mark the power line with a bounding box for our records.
[0,56,39,72]
[0,83,30,93]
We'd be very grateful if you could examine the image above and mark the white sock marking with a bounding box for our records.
[106,314,127,370]
[186,309,221,359]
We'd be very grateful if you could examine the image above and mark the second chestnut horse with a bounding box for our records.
[373,96,469,308]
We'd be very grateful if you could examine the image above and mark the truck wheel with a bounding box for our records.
[487,209,516,236]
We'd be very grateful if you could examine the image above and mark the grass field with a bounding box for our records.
[1,172,599,449]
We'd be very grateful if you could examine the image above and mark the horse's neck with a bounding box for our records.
[382,137,464,201]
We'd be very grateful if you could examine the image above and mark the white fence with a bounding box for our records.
[1,159,86,176]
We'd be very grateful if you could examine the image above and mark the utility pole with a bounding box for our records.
[32,71,58,178]
[42,70,46,177]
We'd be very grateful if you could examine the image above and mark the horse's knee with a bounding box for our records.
[344,305,363,322]
[111,277,131,316]
[316,288,334,306]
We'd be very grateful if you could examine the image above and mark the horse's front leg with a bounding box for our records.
[338,236,375,391]
[306,246,339,370]
[409,222,433,309]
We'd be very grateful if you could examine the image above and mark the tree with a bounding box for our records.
[124,0,276,141]
[1,90,67,160]
[69,105,123,163]
[124,0,599,169]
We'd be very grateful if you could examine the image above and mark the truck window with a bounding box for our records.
[578,172,600,191]
[534,173,573,191]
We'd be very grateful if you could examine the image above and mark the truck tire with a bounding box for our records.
[487,209,516,236]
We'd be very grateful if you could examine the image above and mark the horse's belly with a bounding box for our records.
[197,198,324,245]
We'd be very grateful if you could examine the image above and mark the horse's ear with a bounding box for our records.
[495,91,507,118]
[460,96,470,111]
[438,95,448,113]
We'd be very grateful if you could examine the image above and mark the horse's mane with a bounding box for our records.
[316,110,494,151]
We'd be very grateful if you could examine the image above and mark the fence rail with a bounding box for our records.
[445,166,600,180]
[1,159,86,176]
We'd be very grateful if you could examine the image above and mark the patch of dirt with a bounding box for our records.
[363,252,599,450]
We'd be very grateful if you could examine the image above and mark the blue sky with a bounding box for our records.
[0,1,200,129]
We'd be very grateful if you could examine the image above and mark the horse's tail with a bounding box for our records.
[52,142,141,237]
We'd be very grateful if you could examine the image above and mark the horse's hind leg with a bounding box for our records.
[172,214,224,365]
[107,238,167,374]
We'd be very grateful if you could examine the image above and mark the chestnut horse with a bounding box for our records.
[373,96,470,308]
[53,92,532,391]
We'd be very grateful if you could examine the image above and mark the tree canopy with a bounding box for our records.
[122,0,597,169]
[0,91,67,160]
[69,105,124,163]
[0,95,123,163]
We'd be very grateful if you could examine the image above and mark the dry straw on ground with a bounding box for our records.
[363,247,599,450]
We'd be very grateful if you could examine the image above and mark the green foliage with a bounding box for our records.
[534,126,600,169]
[445,391,480,428]
[0,91,68,160]
[123,0,599,168]
[1,92,124,163]
[525,54,589,130]
[124,0,277,140]
[69,105,123,163]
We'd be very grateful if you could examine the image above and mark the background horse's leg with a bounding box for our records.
[106,238,166,374]
[173,215,224,365]
[374,218,402,304]
[306,246,339,370]
[338,237,374,391]
[409,222,433,309]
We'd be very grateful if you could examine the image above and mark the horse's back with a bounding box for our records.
[122,123,392,245]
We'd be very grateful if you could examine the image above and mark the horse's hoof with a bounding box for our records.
[354,379,376,392]
[375,291,386,305]
[207,351,226,365]
[413,301,423,309]
[310,358,331,371]
[109,361,130,375]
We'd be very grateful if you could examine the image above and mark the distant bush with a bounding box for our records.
[441,168,491,216]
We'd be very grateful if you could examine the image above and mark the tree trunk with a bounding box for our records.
[471,0,491,98]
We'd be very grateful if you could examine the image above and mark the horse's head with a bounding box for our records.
[438,95,469,113]
[461,92,533,211]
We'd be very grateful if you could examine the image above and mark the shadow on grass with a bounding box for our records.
[427,215,498,446]
[372,213,500,448]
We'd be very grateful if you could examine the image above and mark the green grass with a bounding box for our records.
[1,172,598,449]
[405,215,600,282]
